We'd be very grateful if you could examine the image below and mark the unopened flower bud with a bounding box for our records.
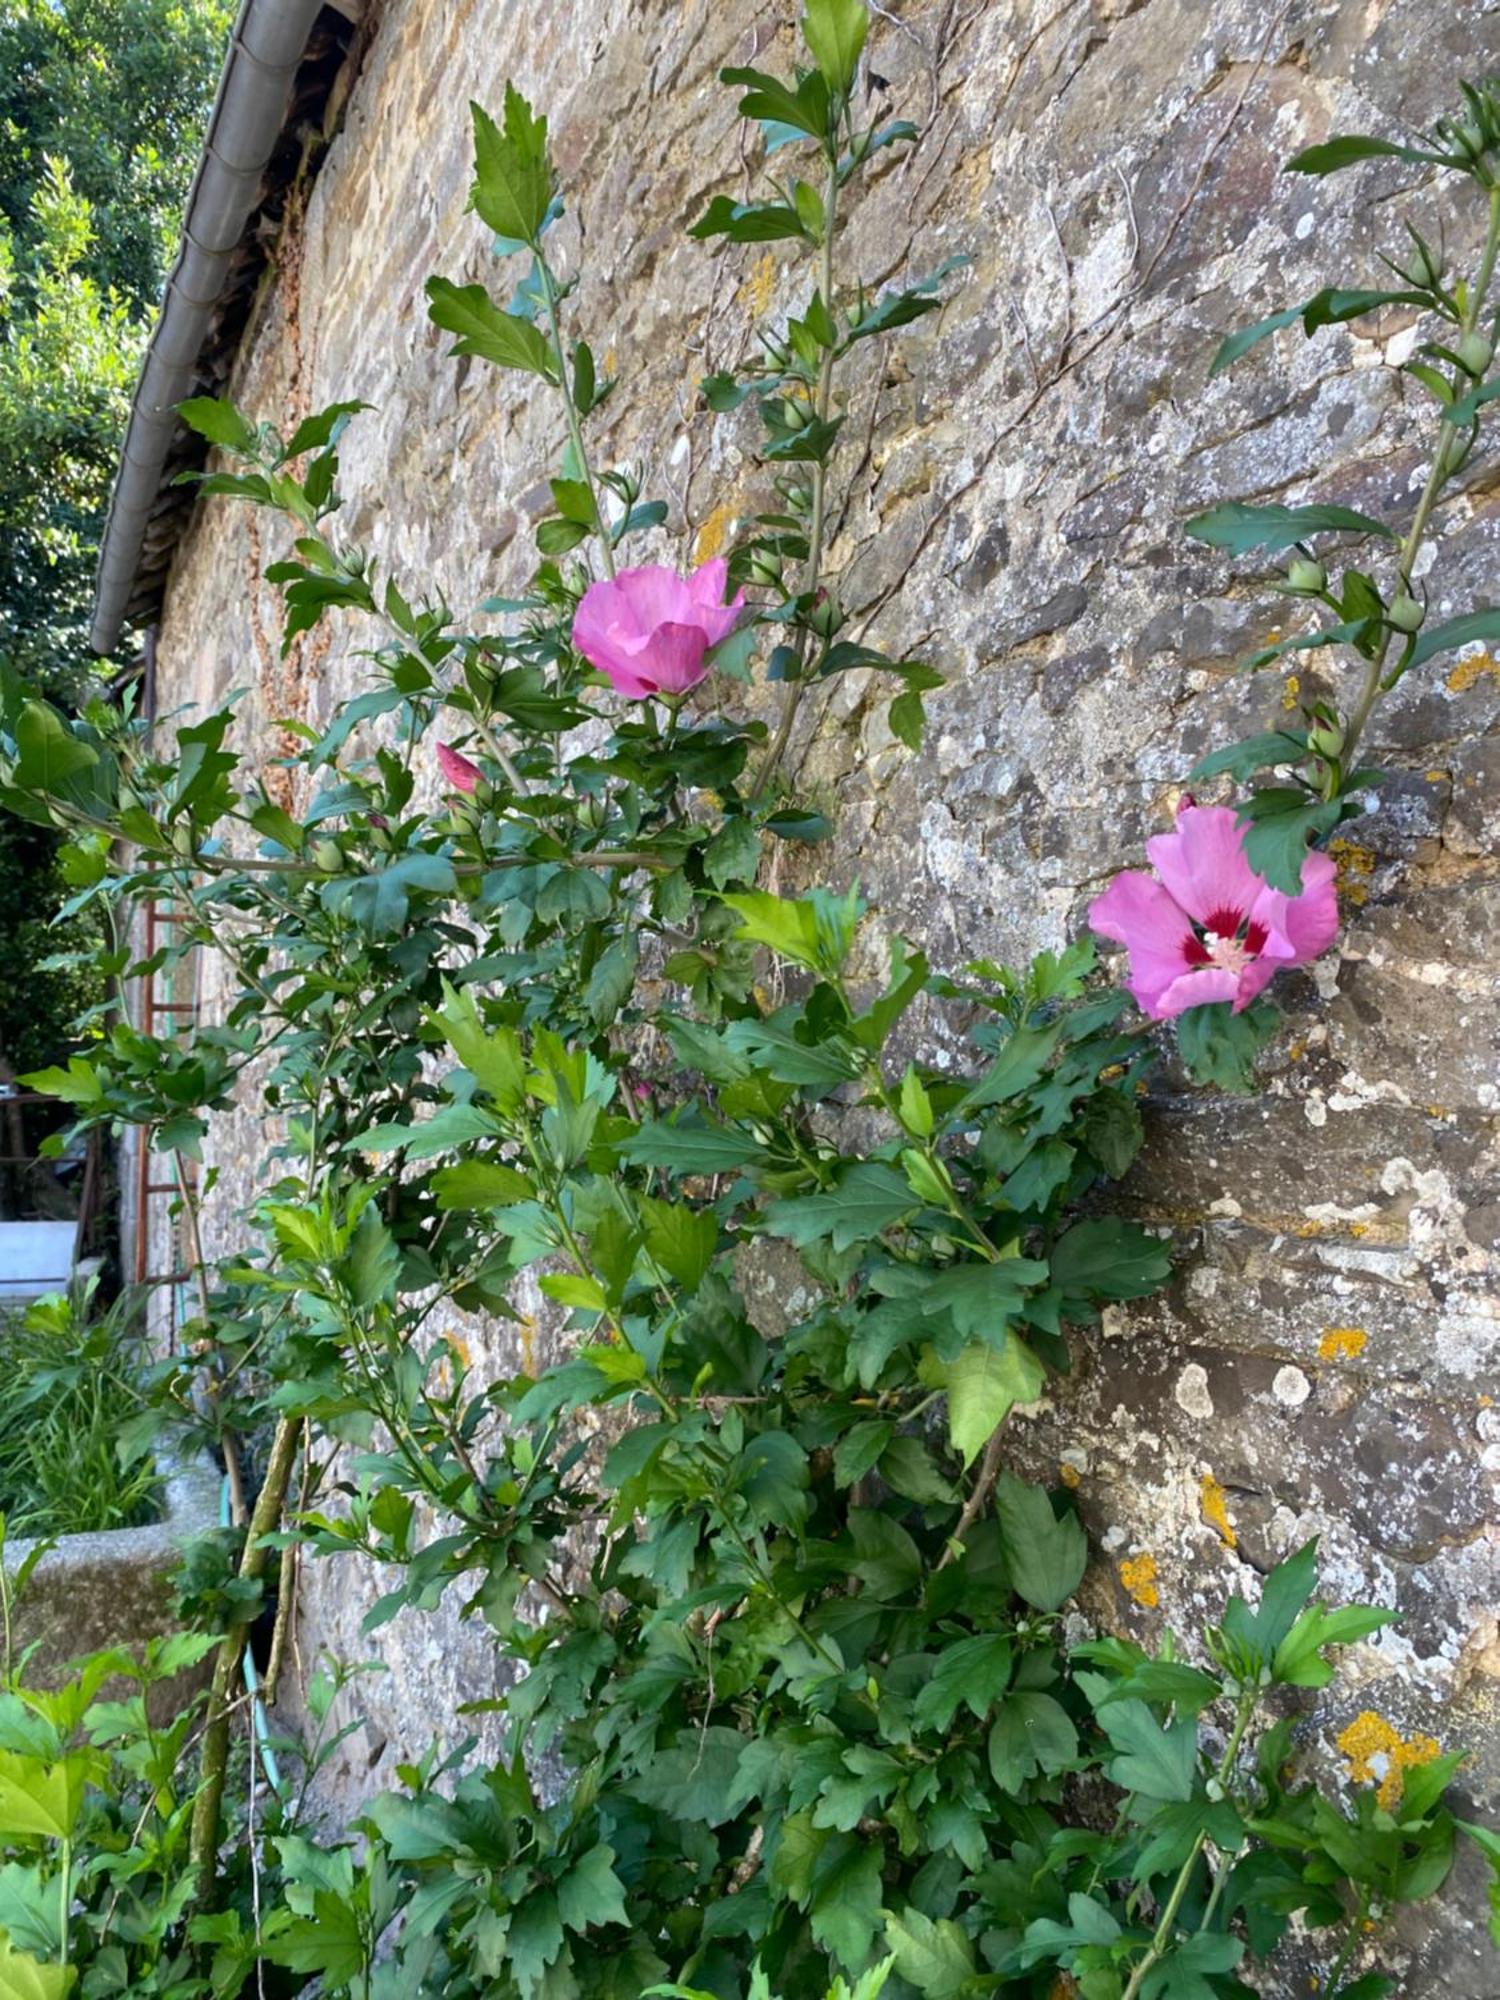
[1308,720,1345,760]
[749,551,783,589]
[808,590,841,639]
[1403,231,1445,289]
[342,544,367,576]
[1286,556,1326,595]
[1387,592,1425,633]
[312,838,344,873]
[1455,118,1487,164]
[1457,331,1493,378]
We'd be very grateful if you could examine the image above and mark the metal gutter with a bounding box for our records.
[89,0,326,654]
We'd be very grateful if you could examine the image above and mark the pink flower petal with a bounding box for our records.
[632,620,712,695]
[1146,805,1263,930]
[436,742,481,793]
[1152,966,1242,1018]
[1090,873,1201,1018]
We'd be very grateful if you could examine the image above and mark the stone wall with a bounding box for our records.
[145,0,1498,1986]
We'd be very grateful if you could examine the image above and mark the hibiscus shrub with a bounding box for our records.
[0,8,1496,1998]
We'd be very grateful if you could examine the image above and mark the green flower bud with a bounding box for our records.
[341,543,366,577]
[1402,228,1445,290]
[1457,331,1494,378]
[1455,117,1487,164]
[312,838,345,873]
[1308,721,1345,760]
[1285,556,1327,595]
[749,551,784,589]
[1387,593,1425,633]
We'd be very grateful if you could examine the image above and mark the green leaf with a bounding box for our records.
[1176,999,1279,1093]
[426,276,558,379]
[1287,133,1460,175]
[12,702,99,797]
[720,65,831,147]
[1236,789,1342,895]
[689,196,806,242]
[765,1163,920,1253]
[505,1889,565,1999]
[704,816,762,889]
[556,1843,629,1933]
[429,1160,534,1209]
[1186,501,1393,556]
[1407,608,1500,672]
[810,1842,884,1971]
[987,1691,1078,1789]
[722,886,861,972]
[639,1197,719,1290]
[833,1419,894,1488]
[620,1116,768,1176]
[266,1891,367,1983]
[436,982,527,1112]
[946,1338,1045,1466]
[1207,304,1305,376]
[1094,1698,1198,1802]
[1209,287,1435,376]
[1221,1538,1320,1667]
[802,0,869,94]
[281,401,370,461]
[0,1932,75,2000]
[912,1633,1013,1733]
[470,89,553,246]
[1050,1217,1171,1310]
[344,1204,400,1309]
[1189,730,1310,783]
[1272,1602,1397,1689]
[994,1473,1086,1611]
[177,395,258,454]
[0,1753,88,1841]
[882,1907,976,2000]
[1440,376,1500,427]
[631,1727,746,1825]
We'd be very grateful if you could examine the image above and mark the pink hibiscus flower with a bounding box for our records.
[1089,802,1338,1020]
[436,742,482,794]
[572,557,745,700]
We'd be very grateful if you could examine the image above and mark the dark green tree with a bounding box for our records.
[0,1,229,1116]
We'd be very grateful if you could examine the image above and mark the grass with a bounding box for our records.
[0,1282,161,1538]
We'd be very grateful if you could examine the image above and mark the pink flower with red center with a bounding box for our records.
[1089,802,1338,1020]
[436,742,482,794]
[572,557,745,700]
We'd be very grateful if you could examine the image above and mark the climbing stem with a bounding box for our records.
[1339,180,1500,775]
[1119,1689,1259,2000]
[754,147,843,795]
[189,1414,302,1910]
[537,253,616,580]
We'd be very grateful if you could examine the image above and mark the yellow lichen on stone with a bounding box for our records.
[1447,649,1500,693]
[1318,1326,1368,1362]
[1119,1552,1159,1609]
[693,500,736,564]
[1336,1710,1441,1810]
[1199,1473,1238,1549]
[1329,837,1375,906]
[1059,1461,1080,1489]
[518,1314,538,1375]
[741,250,777,318]
[1281,671,1299,711]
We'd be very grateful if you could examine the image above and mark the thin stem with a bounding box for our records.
[754,149,843,795]
[1322,1889,1371,1999]
[537,254,616,580]
[58,1837,70,1971]
[1119,1691,1258,2000]
[189,1414,301,1910]
[1340,181,1500,772]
